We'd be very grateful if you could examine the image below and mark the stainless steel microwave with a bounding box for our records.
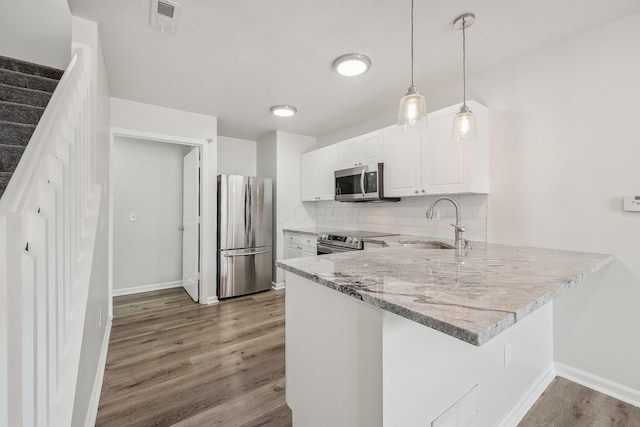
[334,163,400,202]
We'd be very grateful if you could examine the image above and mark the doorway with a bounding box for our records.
[109,134,202,306]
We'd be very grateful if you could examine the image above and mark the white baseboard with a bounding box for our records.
[204,295,219,305]
[555,362,640,408]
[84,318,112,427]
[272,281,285,290]
[112,280,182,296]
[498,364,556,427]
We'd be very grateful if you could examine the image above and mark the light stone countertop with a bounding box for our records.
[276,239,613,346]
[282,228,341,236]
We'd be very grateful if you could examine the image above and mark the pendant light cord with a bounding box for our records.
[462,17,467,107]
[410,0,414,87]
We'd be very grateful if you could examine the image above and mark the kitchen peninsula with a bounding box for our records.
[276,238,613,426]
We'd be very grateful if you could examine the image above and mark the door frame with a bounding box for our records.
[108,127,215,319]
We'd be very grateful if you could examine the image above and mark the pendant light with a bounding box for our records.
[452,13,476,143]
[398,0,427,130]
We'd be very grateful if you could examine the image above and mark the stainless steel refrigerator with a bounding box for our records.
[217,174,273,298]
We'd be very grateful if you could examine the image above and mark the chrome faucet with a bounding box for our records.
[426,196,466,251]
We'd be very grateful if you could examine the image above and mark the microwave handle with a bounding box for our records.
[360,169,366,197]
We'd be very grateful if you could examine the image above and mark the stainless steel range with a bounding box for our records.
[316,230,398,255]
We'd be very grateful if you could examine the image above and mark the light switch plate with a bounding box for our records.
[624,196,640,212]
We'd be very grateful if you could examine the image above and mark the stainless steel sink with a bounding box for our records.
[400,241,456,249]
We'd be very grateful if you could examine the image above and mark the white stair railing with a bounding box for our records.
[0,44,101,427]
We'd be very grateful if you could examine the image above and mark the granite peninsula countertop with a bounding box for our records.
[276,239,613,345]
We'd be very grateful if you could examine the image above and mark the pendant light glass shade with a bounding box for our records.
[452,13,476,143]
[398,0,427,130]
[452,104,476,143]
[398,86,427,130]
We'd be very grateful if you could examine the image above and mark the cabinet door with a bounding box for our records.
[359,130,384,165]
[300,150,317,201]
[336,130,384,169]
[285,243,300,259]
[301,248,317,257]
[337,137,360,169]
[316,146,337,200]
[422,110,471,194]
[384,125,423,197]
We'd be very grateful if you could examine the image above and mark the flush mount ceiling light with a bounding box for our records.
[332,53,372,77]
[270,105,297,117]
[398,0,427,130]
[452,13,477,143]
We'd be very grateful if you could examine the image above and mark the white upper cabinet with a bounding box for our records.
[384,100,489,197]
[300,145,337,201]
[336,130,384,169]
[300,100,489,202]
[383,125,422,196]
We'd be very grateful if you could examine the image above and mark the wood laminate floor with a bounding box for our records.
[96,287,292,427]
[97,288,639,427]
[519,376,640,426]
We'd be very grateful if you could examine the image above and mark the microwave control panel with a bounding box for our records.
[366,172,377,192]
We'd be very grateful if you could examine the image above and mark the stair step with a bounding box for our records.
[0,69,59,93]
[0,55,64,81]
[0,172,11,199]
[0,101,45,125]
[0,144,26,173]
[0,83,52,108]
[0,121,36,147]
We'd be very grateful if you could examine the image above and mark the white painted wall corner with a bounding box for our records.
[555,362,640,408]
[497,364,556,427]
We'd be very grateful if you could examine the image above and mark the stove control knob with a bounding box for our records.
[320,233,327,240]
[346,237,353,244]
[352,238,359,244]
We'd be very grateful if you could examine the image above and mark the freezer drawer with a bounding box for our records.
[218,247,272,298]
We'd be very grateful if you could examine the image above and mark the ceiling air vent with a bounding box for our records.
[150,0,181,32]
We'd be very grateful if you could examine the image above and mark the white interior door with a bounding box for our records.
[182,147,200,302]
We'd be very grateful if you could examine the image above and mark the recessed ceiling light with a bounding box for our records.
[332,53,372,77]
[270,105,297,117]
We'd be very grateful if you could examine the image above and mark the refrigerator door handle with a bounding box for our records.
[223,249,271,257]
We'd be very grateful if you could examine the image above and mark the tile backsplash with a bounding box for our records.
[315,194,488,242]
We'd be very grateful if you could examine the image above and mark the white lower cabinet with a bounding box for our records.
[284,231,317,258]
[384,100,489,197]
[301,146,337,201]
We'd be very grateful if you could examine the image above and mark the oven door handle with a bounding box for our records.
[360,169,366,197]
[317,243,356,254]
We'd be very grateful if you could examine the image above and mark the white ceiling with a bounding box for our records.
[68,0,640,141]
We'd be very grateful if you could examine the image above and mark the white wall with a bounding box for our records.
[315,194,487,242]
[112,136,191,292]
[70,16,111,427]
[217,136,257,176]
[318,12,640,395]
[0,0,71,69]
[110,98,218,302]
[257,131,316,285]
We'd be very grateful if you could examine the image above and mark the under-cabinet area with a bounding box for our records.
[299,101,489,202]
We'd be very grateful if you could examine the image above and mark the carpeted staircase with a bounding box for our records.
[0,55,63,199]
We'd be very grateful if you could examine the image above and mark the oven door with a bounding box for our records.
[317,243,357,255]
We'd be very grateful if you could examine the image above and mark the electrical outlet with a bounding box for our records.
[504,344,512,367]
[130,212,137,222]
